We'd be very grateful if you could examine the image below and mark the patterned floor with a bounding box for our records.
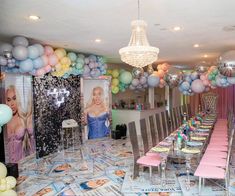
[17,137,235,195]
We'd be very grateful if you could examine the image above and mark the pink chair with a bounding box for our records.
[194,128,234,194]
[129,121,161,179]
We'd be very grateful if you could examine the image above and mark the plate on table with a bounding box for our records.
[194,132,209,136]
[181,148,200,154]
[159,141,172,147]
[151,146,170,152]
[186,141,203,147]
[197,128,210,132]
[200,125,212,129]
[191,136,206,141]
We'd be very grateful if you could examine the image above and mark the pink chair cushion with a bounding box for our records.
[200,157,226,167]
[194,164,225,179]
[204,151,227,158]
[137,155,161,167]
[146,152,161,158]
[209,143,228,147]
[206,146,228,151]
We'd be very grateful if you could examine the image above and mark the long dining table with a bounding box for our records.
[148,113,217,189]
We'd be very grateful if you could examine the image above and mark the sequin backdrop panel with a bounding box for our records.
[33,75,82,158]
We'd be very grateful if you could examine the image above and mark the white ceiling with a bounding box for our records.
[0,0,235,67]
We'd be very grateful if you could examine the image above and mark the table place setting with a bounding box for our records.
[186,141,203,147]
[190,136,207,141]
[151,146,170,153]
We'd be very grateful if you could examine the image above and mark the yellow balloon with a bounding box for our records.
[55,48,66,60]
[112,78,119,86]
[0,163,7,179]
[0,189,17,196]
[5,176,16,189]
[0,183,6,191]
[112,86,119,94]
[112,69,119,78]
[60,57,71,65]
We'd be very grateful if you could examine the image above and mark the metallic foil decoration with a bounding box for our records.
[165,66,183,88]
[132,67,144,78]
[147,64,154,74]
[218,50,235,77]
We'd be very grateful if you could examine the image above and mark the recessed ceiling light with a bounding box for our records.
[29,15,40,20]
[95,39,101,43]
[173,26,181,31]
[204,54,208,58]
[193,44,199,48]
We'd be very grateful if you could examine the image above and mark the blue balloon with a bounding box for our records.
[220,77,227,85]
[147,74,160,87]
[0,104,12,129]
[33,57,44,69]
[76,62,83,69]
[33,44,44,56]
[19,59,34,73]
[185,76,192,83]
[78,54,85,59]
[76,57,84,65]
[88,55,97,62]
[190,72,199,80]
[28,45,40,59]
[68,52,77,62]
[181,81,190,91]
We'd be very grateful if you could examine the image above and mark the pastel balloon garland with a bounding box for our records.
[0,163,17,196]
[1,36,235,95]
[0,36,107,78]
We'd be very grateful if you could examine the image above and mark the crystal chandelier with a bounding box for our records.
[119,0,159,68]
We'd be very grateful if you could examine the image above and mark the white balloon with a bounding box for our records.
[12,36,29,47]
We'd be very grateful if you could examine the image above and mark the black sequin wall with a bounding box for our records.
[33,75,82,158]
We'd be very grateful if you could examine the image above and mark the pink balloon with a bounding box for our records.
[203,80,209,86]
[41,55,48,66]
[191,79,205,93]
[200,74,206,81]
[36,68,45,76]
[161,63,169,71]
[44,65,52,73]
[160,78,166,85]
[48,54,58,66]
[44,46,54,56]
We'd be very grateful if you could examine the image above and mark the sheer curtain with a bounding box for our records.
[190,85,235,118]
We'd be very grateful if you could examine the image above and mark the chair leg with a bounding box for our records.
[149,166,152,179]
[202,178,205,187]
[199,177,201,195]
[133,163,139,179]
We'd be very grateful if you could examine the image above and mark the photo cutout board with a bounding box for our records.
[33,75,82,158]
[4,73,35,163]
[82,77,111,140]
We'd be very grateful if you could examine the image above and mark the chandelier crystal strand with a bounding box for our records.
[119,1,159,68]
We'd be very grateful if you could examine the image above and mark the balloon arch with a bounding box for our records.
[0,36,235,95]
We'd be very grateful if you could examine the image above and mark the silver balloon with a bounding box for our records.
[132,67,144,78]
[3,51,12,59]
[218,50,235,77]
[195,64,208,74]
[165,66,182,88]
[147,64,154,74]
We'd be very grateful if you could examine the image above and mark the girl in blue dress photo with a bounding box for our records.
[83,86,111,139]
